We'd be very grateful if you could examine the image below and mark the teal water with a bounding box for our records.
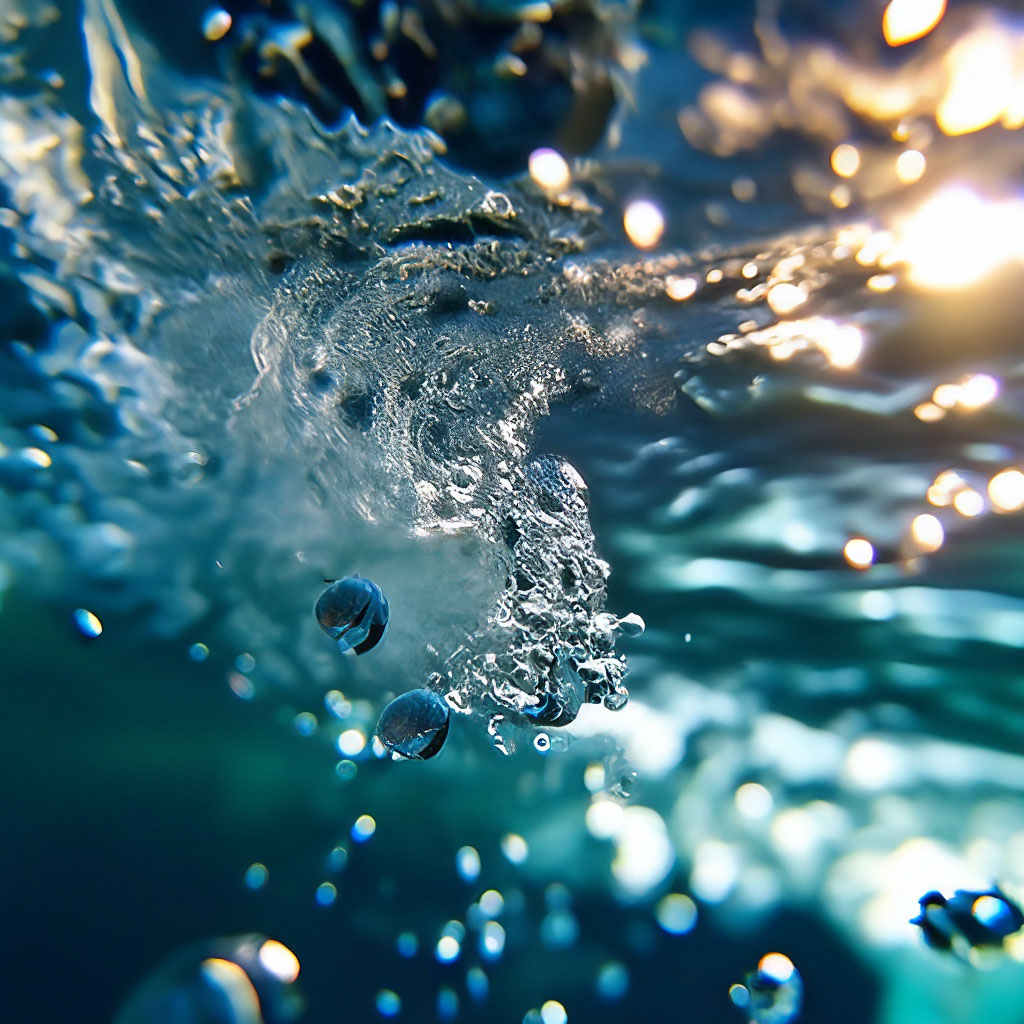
[3,2,1024,1022]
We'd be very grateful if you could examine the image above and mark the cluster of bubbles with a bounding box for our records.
[5,1,1024,1021]
[729,953,803,1024]
[911,888,1024,962]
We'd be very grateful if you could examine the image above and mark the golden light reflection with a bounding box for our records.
[733,317,863,368]
[528,147,571,192]
[911,513,944,552]
[895,149,926,185]
[758,952,796,983]
[766,282,806,315]
[706,268,723,284]
[914,401,944,423]
[844,538,875,569]
[894,187,1024,291]
[830,143,860,178]
[666,275,698,301]
[830,185,852,209]
[958,374,1000,410]
[855,231,894,268]
[927,469,965,506]
[952,488,985,517]
[931,374,999,412]
[883,0,946,47]
[202,9,232,42]
[988,469,1024,512]
[732,176,757,201]
[623,199,665,250]
[258,939,300,984]
[817,322,863,368]
[938,26,1018,136]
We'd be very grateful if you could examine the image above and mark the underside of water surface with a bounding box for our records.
[3,1,1024,1022]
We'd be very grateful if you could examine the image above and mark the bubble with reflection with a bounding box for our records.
[113,935,302,1024]
[314,576,389,655]
[376,688,450,760]
[911,888,1024,957]
[729,953,802,1024]
[73,608,102,638]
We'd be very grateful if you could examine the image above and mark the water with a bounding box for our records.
[3,1,1024,1021]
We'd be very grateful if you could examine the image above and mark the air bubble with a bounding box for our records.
[315,576,389,655]
[376,688,450,760]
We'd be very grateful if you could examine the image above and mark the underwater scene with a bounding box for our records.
[3,0,1024,1021]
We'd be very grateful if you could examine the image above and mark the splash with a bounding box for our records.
[4,4,1024,1022]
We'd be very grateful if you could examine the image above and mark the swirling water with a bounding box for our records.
[3,1,1024,1022]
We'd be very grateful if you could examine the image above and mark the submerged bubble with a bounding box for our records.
[596,961,629,1001]
[911,888,1024,956]
[314,576,389,655]
[315,882,337,906]
[655,893,698,935]
[113,934,302,1024]
[456,846,481,882]
[351,814,377,841]
[730,953,802,1024]
[437,987,459,1022]
[376,688,450,760]
[73,608,102,638]
[375,990,401,1018]
[244,863,268,890]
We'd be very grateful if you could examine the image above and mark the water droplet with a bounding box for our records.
[351,814,376,842]
[655,893,698,935]
[435,934,460,963]
[615,613,645,638]
[479,921,505,959]
[314,576,389,655]
[376,688,450,760]
[456,846,481,882]
[603,690,629,712]
[466,967,489,1003]
[315,882,337,906]
[73,608,102,638]
[437,987,459,1022]
[375,989,401,1017]
[244,863,268,890]
[540,1000,568,1024]
[596,961,629,1001]
[501,834,528,864]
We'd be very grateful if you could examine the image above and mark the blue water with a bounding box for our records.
[3,1,1024,1022]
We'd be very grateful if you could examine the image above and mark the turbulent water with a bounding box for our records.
[4,1,1024,1022]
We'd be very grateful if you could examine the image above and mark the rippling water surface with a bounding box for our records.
[3,1,1024,1021]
